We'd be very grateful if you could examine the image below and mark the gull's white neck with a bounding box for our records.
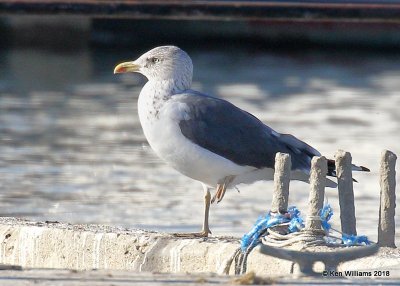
[138,78,188,134]
[137,78,189,161]
[142,78,189,99]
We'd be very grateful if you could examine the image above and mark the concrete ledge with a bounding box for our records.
[2,269,400,286]
[0,217,243,273]
[0,217,399,278]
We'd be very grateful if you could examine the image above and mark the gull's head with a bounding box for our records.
[114,46,193,89]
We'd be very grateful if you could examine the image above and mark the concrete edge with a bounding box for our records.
[0,217,398,278]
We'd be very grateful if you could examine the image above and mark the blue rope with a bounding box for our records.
[342,233,370,245]
[287,206,304,233]
[241,206,304,252]
[319,204,333,231]
[319,204,371,245]
[241,203,370,253]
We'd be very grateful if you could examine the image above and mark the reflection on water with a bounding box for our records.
[0,46,399,241]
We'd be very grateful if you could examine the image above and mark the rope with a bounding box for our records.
[230,203,371,275]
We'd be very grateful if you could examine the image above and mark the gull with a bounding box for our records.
[114,46,369,237]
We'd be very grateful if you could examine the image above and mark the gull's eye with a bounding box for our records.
[150,57,160,64]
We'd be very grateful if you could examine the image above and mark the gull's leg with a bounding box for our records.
[201,184,212,236]
[211,175,235,204]
[172,184,212,238]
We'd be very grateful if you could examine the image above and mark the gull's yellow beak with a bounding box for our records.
[113,61,140,74]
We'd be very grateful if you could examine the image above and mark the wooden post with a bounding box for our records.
[305,156,327,231]
[271,153,291,213]
[378,150,397,248]
[335,150,357,235]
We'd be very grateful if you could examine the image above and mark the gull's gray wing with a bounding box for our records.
[176,91,321,172]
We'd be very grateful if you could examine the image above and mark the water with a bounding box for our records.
[0,46,399,242]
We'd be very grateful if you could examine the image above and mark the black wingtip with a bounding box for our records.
[360,166,370,172]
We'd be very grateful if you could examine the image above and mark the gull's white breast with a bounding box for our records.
[138,86,256,186]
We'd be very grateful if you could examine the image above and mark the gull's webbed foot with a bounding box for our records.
[172,228,211,238]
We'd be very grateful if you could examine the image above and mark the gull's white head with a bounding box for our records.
[114,46,193,90]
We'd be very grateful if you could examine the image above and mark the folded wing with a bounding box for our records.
[177,91,319,174]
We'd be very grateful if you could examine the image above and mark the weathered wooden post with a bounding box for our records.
[305,156,327,231]
[335,150,357,235]
[271,153,291,213]
[378,150,397,248]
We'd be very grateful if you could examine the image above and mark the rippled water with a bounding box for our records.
[0,46,399,241]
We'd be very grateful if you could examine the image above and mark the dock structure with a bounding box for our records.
[2,1,400,49]
[0,1,400,23]
[0,217,398,278]
[268,149,397,247]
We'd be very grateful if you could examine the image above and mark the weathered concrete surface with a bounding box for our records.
[271,152,291,213]
[0,269,233,286]
[0,269,400,286]
[378,150,397,248]
[305,156,327,230]
[0,217,288,275]
[0,217,399,279]
[335,150,357,235]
